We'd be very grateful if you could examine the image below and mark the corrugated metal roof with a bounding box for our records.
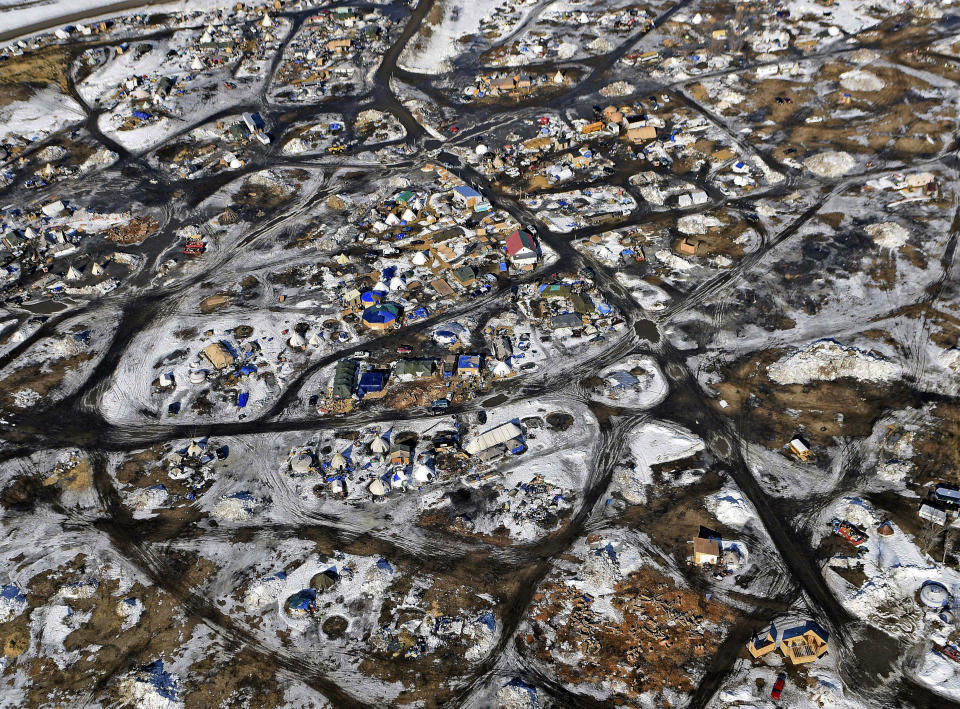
[466,422,522,455]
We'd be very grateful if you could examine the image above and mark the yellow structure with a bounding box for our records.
[788,438,811,462]
[748,620,829,665]
[202,342,234,370]
[693,536,720,565]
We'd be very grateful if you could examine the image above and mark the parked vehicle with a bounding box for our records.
[771,672,786,700]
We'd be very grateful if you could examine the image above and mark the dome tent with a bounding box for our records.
[310,569,338,592]
[285,588,316,616]
[290,452,313,473]
[288,331,306,349]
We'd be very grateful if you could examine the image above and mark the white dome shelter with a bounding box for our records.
[920,581,950,609]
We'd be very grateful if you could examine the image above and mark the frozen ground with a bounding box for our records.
[1,0,960,706]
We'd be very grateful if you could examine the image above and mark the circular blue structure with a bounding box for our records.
[361,303,401,330]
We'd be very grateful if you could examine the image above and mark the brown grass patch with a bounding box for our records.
[0,46,71,94]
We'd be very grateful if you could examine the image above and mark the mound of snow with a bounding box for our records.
[678,214,722,235]
[496,680,538,709]
[836,497,876,528]
[655,249,696,271]
[600,81,634,97]
[127,486,168,515]
[706,488,754,530]
[212,493,259,521]
[118,662,181,709]
[803,151,856,178]
[282,138,309,155]
[767,340,899,385]
[588,37,614,53]
[840,70,885,92]
[615,421,704,503]
[866,222,909,249]
[12,388,41,408]
[877,460,911,483]
[940,348,960,373]
[0,586,27,622]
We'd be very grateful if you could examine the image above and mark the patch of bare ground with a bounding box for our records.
[521,565,737,703]
[619,465,732,565]
[43,456,93,492]
[106,216,159,244]
[384,378,468,409]
[0,46,70,94]
[0,553,205,706]
[357,552,516,707]
[0,351,95,410]
[909,404,960,486]
[708,348,912,452]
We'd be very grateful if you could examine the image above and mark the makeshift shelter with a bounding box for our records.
[466,422,523,456]
[332,359,359,399]
[202,342,234,370]
[310,569,338,592]
[291,453,313,473]
[357,371,387,398]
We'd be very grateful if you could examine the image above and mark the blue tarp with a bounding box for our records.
[478,611,496,631]
[132,110,151,120]
[357,371,385,397]
[237,391,249,408]
[0,585,24,602]
[287,588,316,611]
[142,660,177,701]
[376,559,394,573]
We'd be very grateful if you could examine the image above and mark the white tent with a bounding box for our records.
[291,453,313,473]
[369,478,387,496]
[389,276,405,291]
[413,462,434,483]
[330,451,347,470]
[288,332,306,349]
[370,436,389,454]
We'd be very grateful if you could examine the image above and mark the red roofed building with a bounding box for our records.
[505,230,539,270]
